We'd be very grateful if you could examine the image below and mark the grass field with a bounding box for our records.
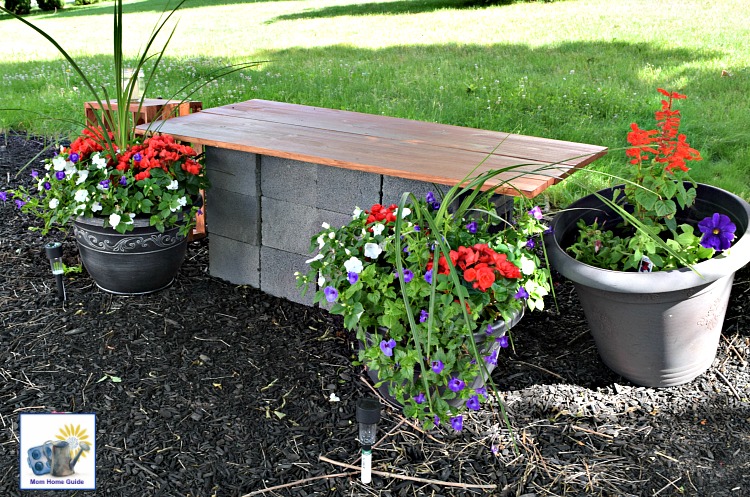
[1,0,748,204]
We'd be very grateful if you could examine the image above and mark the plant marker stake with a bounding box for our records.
[356,397,380,485]
[44,242,66,301]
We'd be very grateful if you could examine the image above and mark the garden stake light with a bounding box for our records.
[44,242,65,301]
[122,68,144,101]
[356,397,380,484]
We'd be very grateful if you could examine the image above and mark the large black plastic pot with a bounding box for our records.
[545,184,750,387]
[74,216,188,295]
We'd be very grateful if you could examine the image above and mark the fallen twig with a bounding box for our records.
[241,471,355,496]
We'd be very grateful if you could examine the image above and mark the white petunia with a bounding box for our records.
[399,207,411,218]
[52,156,67,171]
[317,235,326,249]
[305,253,324,264]
[328,232,335,239]
[364,242,382,259]
[73,189,89,202]
[92,153,107,170]
[48,198,59,209]
[371,223,385,236]
[76,169,89,185]
[317,274,325,286]
[321,222,330,229]
[520,256,536,275]
[91,202,102,212]
[166,179,179,190]
[178,196,187,207]
[352,207,362,218]
[344,257,363,274]
[109,213,121,228]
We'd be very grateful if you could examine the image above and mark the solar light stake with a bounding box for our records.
[44,242,66,301]
[356,397,381,485]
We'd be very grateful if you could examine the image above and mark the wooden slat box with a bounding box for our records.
[139,99,607,304]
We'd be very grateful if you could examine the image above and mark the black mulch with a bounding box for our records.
[1,131,749,497]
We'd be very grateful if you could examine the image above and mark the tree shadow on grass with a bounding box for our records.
[268,0,486,23]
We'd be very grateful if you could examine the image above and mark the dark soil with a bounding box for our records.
[1,131,749,497]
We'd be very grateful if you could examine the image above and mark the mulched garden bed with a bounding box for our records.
[1,131,749,496]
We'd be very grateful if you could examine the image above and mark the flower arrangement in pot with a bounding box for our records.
[545,88,750,387]
[1,0,258,294]
[297,177,552,431]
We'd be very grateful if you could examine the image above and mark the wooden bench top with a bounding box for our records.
[140,99,607,197]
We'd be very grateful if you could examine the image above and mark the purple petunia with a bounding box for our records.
[466,221,478,234]
[133,153,142,162]
[99,179,110,189]
[432,202,441,211]
[484,350,498,366]
[466,395,480,411]
[529,206,543,220]
[55,171,65,180]
[496,335,510,348]
[476,387,486,396]
[434,415,440,427]
[15,199,26,209]
[69,152,80,163]
[424,270,433,284]
[347,271,359,284]
[414,224,420,232]
[448,377,465,392]
[413,392,425,404]
[426,191,436,204]
[119,177,128,186]
[450,415,463,431]
[323,286,338,303]
[431,360,444,374]
[402,268,414,283]
[698,213,736,251]
[43,181,51,190]
[380,338,396,357]
[525,238,536,250]
[30,170,39,178]
[0,192,7,202]
[419,309,429,323]
[485,323,494,335]
[514,287,529,300]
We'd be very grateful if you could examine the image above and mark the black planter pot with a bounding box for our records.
[74,216,188,295]
[545,183,750,387]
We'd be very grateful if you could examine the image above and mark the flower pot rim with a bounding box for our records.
[545,183,750,293]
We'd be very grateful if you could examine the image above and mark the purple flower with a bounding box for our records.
[419,309,428,323]
[525,238,535,249]
[133,153,142,162]
[434,415,440,427]
[119,177,128,186]
[485,323,494,335]
[30,170,39,178]
[414,224,420,232]
[514,287,529,300]
[465,221,478,234]
[380,338,396,357]
[0,192,7,202]
[402,269,414,283]
[424,270,433,284]
[431,360,444,374]
[529,206,543,220]
[466,395,480,411]
[496,335,509,348]
[323,286,338,303]
[69,152,80,163]
[544,226,554,235]
[99,179,110,189]
[432,202,441,211]
[43,181,51,190]
[448,377,465,392]
[413,392,425,404]
[484,351,498,366]
[197,209,203,216]
[15,199,26,209]
[347,272,359,284]
[450,415,463,431]
[698,213,736,251]
[426,191,436,204]
[476,387,486,396]
[55,171,65,180]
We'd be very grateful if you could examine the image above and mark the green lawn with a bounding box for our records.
[2,0,749,204]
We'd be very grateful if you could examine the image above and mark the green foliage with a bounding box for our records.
[36,0,64,11]
[3,0,30,15]
[74,0,101,4]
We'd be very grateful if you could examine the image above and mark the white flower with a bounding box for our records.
[328,232,335,239]
[371,223,385,236]
[364,243,382,259]
[52,156,67,171]
[317,235,326,249]
[520,256,536,275]
[109,213,121,228]
[74,204,86,214]
[92,153,107,170]
[329,392,340,402]
[399,207,411,218]
[126,213,135,224]
[76,169,89,185]
[166,179,179,190]
[91,202,102,212]
[177,196,187,207]
[305,253,324,264]
[344,248,351,256]
[344,257,363,274]
[352,207,362,218]
[317,274,325,286]
[321,222,330,229]
[48,198,59,209]
[73,189,89,202]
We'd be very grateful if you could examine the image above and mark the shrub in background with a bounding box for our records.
[4,0,31,15]
[37,0,64,11]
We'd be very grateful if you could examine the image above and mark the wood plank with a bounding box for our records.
[139,100,607,197]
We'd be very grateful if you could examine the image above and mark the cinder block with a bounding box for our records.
[261,197,322,254]
[260,156,317,206]
[205,147,259,196]
[260,246,315,305]
[315,164,381,214]
[206,188,260,244]
[381,176,453,207]
[208,234,260,287]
